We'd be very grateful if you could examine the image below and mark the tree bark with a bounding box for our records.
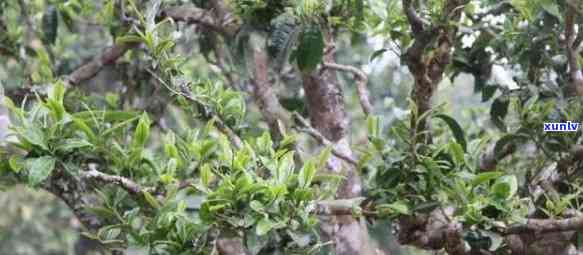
[301,29,374,255]
[251,46,292,141]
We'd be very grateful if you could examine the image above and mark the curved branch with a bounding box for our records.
[292,112,357,166]
[159,5,229,36]
[66,42,138,86]
[402,0,429,34]
[322,62,372,116]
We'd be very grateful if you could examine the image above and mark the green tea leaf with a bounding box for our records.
[494,134,525,159]
[369,49,388,62]
[249,200,265,213]
[296,24,324,73]
[72,111,140,123]
[491,96,510,131]
[132,112,151,149]
[51,81,66,104]
[42,5,59,45]
[143,191,161,209]
[200,164,214,188]
[317,147,332,169]
[491,175,518,200]
[299,160,316,188]
[21,126,48,151]
[27,156,56,186]
[449,141,465,166]
[277,151,294,184]
[378,201,410,215]
[72,118,97,142]
[56,138,94,152]
[116,34,144,44]
[471,172,503,187]
[540,0,561,19]
[434,114,467,151]
[8,155,25,173]
[257,132,273,154]
[256,217,274,236]
[367,115,382,138]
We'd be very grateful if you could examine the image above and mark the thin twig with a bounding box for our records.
[146,68,243,149]
[292,112,358,166]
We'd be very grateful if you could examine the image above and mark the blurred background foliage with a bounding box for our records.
[0,185,79,255]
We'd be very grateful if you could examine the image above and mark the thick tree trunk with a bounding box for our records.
[251,47,292,141]
[301,30,374,254]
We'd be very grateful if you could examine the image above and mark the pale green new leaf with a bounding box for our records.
[21,126,48,151]
[132,112,151,149]
[256,217,274,236]
[277,151,295,184]
[299,160,316,188]
[56,138,94,152]
[491,175,518,200]
[200,164,214,188]
[27,156,56,186]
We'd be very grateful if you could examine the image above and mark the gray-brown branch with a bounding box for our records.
[159,5,229,36]
[292,112,358,166]
[505,215,583,235]
[66,42,138,86]
[479,140,515,171]
[80,168,143,195]
[251,47,292,141]
[322,62,372,116]
[403,0,467,144]
[565,4,583,96]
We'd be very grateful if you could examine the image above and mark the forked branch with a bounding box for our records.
[322,62,372,116]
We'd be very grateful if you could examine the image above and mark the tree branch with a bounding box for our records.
[505,215,583,235]
[322,62,372,116]
[80,168,143,195]
[292,112,358,166]
[250,47,292,141]
[564,4,583,96]
[300,29,373,254]
[479,140,515,171]
[397,208,469,254]
[403,0,467,145]
[159,5,229,36]
[207,0,240,37]
[44,170,103,232]
[65,42,138,86]
[473,1,514,20]
[402,0,429,34]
